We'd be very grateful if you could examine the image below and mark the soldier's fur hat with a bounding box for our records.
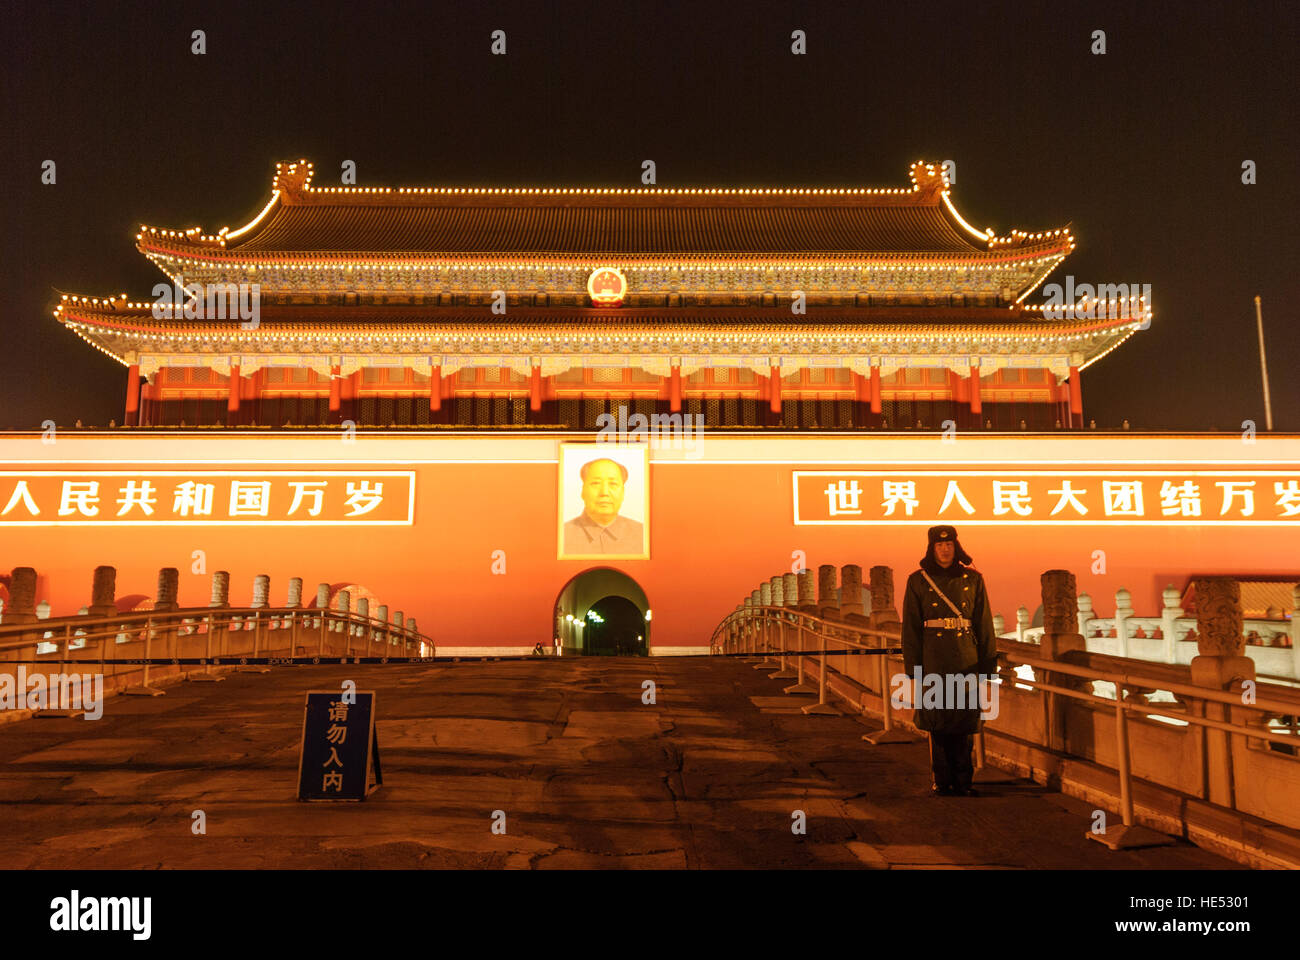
[922,525,973,566]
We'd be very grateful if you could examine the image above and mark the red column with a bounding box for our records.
[124,363,140,425]
[769,365,782,414]
[530,364,542,411]
[429,365,441,411]
[954,371,969,404]
[669,367,682,412]
[227,364,241,412]
[969,365,982,415]
[1068,365,1082,425]
[329,364,341,412]
[869,366,882,414]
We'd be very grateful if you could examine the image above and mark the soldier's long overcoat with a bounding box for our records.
[900,561,997,734]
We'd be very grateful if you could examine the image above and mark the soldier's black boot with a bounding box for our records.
[928,733,955,795]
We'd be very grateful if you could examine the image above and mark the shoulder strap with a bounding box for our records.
[918,567,964,618]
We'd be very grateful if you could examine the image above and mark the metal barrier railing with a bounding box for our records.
[712,603,1300,844]
[0,605,436,694]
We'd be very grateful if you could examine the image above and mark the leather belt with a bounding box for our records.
[924,617,971,629]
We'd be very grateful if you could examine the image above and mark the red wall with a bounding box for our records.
[2,433,1297,650]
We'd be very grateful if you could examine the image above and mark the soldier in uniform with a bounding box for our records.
[901,525,997,796]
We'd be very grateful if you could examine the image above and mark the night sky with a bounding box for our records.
[3,0,1295,431]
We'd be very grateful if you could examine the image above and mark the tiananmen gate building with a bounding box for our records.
[3,160,1295,658]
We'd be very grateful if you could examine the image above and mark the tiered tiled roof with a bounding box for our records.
[135,160,1072,266]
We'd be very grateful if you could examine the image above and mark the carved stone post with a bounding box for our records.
[839,564,865,618]
[6,567,38,624]
[992,613,1005,636]
[868,565,899,628]
[208,571,230,608]
[1039,570,1088,757]
[89,565,117,617]
[1076,592,1094,638]
[1016,606,1030,642]
[155,567,180,613]
[1189,578,1255,808]
[796,569,817,613]
[251,574,271,609]
[286,577,303,608]
[817,564,839,617]
[782,573,798,609]
[1114,588,1134,657]
[1160,584,1183,663]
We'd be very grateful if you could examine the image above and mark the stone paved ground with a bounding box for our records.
[0,656,1240,869]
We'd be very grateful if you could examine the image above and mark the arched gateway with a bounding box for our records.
[553,568,650,656]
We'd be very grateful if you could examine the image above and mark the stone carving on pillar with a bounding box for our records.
[1192,578,1243,657]
[796,570,816,610]
[90,565,117,617]
[817,564,839,616]
[286,578,304,608]
[209,571,230,608]
[781,573,798,608]
[156,568,180,613]
[839,565,865,618]
[1041,569,1078,636]
[759,582,772,607]
[6,567,38,624]
[251,574,271,609]
[868,565,899,626]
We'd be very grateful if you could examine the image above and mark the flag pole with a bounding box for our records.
[1254,295,1273,431]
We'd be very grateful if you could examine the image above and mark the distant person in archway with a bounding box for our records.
[901,525,997,797]
[562,457,644,555]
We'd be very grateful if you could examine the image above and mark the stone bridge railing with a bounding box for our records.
[995,584,1300,682]
[712,565,1300,869]
[0,564,431,712]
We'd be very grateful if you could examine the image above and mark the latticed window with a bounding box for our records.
[903,367,923,384]
[292,367,310,383]
[801,399,819,428]
[582,397,605,428]
[591,367,623,383]
[359,397,378,424]
[686,370,706,385]
[511,398,527,425]
[837,398,854,427]
[741,398,758,425]
[377,397,395,424]
[558,398,579,426]
[394,397,414,424]
[192,367,211,383]
[684,398,703,419]
[555,368,584,384]
[722,396,740,426]
[705,397,721,426]
[492,397,510,424]
[736,368,754,383]
[363,368,382,384]
[634,397,656,420]
[713,367,730,383]
[458,368,478,384]
[475,396,491,424]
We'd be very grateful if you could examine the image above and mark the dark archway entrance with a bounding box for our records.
[552,568,650,656]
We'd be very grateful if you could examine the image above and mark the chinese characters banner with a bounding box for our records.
[794,471,1300,525]
[0,472,414,525]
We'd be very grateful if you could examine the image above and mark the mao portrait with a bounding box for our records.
[558,444,649,559]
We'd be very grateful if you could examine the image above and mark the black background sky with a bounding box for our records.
[2,0,1295,431]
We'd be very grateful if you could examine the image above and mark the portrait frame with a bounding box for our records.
[557,442,650,560]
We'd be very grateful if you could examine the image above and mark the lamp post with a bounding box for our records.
[1255,296,1273,431]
